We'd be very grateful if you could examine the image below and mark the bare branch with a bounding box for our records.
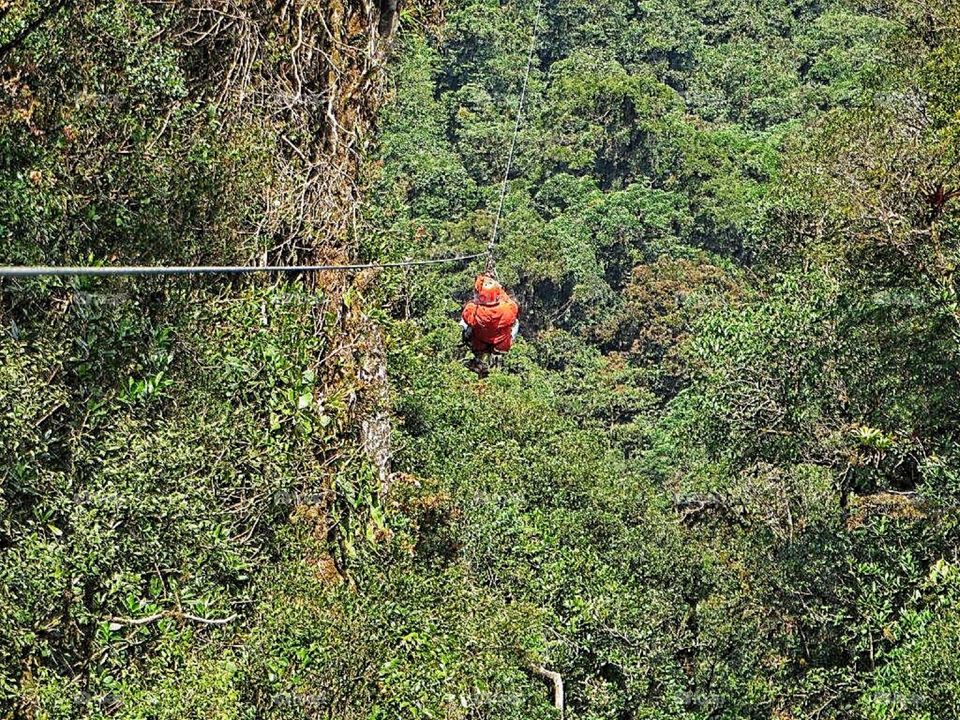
[530,666,564,716]
[107,610,238,627]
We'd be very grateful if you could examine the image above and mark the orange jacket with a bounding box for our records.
[462,290,519,352]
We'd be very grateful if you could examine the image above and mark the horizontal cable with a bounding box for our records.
[0,252,484,278]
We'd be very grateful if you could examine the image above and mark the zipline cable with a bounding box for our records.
[0,253,485,278]
[484,0,543,277]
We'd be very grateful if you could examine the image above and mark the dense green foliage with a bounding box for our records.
[1,1,398,716]
[2,0,960,717]
[355,0,960,716]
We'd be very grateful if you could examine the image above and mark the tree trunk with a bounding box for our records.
[378,0,398,36]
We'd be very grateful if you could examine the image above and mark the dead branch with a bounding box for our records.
[107,610,238,627]
[531,665,564,716]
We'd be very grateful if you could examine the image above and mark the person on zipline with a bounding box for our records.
[460,274,520,377]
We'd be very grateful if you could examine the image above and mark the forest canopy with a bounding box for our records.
[2,0,960,718]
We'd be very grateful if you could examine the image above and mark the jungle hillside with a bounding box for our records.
[2,0,960,718]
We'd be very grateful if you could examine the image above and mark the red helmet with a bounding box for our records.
[475,275,502,306]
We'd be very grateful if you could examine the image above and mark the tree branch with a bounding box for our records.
[531,665,564,716]
[107,610,238,627]
[0,0,75,63]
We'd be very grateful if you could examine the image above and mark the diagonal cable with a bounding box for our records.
[484,0,544,277]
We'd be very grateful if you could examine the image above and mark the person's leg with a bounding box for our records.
[474,350,491,377]
[467,353,490,377]
[511,320,519,341]
[466,338,493,377]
